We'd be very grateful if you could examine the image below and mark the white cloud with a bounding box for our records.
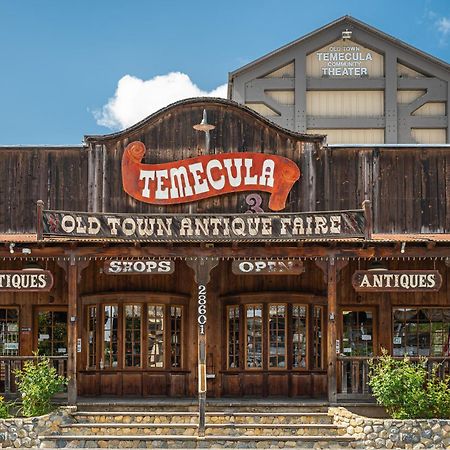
[94,72,228,130]
[437,17,450,37]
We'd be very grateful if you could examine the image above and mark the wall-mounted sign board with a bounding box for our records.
[122,141,300,211]
[103,259,174,274]
[232,260,304,275]
[352,270,442,292]
[0,270,54,292]
[41,209,366,242]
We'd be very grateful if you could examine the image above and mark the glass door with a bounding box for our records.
[341,309,375,357]
[36,310,68,357]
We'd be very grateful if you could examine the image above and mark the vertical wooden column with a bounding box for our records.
[67,256,78,405]
[186,258,218,437]
[327,257,338,403]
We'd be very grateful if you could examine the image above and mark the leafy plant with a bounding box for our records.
[0,396,11,419]
[14,353,68,417]
[368,349,450,419]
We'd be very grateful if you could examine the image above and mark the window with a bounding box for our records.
[125,305,141,367]
[86,300,184,370]
[393,308,450,357]
[170,306,183,368]
[313,306,323,369]
[0,308,19,356]
[103,305,118,368]
[342,310,374,357]
[227,306,240,369]
[148,305,164,368]
[292,305,307,369]
[88,306,96,368]
[268,304,286,368]
[246,305,263,368]
[227,301,323,371]
[37,310,67,357]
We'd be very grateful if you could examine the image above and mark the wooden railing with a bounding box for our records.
[0,356,68,396]
[337,356,450,400]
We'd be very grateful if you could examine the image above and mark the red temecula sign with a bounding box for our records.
[122,141,300,211]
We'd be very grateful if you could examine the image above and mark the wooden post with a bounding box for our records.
[186,258,218,437]
[327,257,338,403]
[67,256,78,405]
[362,199,373,240]
[36,200,44,241]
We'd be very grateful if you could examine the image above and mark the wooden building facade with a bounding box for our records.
[1,98,450,403]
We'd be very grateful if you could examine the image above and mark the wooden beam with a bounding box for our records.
[1,243,450,259]
[186,258,219,437]
[67,256,78,405]
[327,257,338,404]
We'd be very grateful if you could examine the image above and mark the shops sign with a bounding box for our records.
[122,141,300,211]
[352,270,442,292]
[0,270,54,291]
[40,209,366,242]
[103,259,174,274]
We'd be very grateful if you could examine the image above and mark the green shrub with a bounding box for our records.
[0,396,11,419]
[368,349,450,419]
[14,353,67,417]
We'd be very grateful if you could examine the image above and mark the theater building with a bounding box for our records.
[0,17,449,409]
[229,16,450,144]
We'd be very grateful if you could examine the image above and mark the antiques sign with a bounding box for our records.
[232,260,304,275]
[352,270,442,292]
[0,270,54,291]
[41,209,366,242]
[122,141,300,211]
[103,259,175,274]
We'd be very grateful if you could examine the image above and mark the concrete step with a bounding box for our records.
[73,411,333,425]
[39,434,357,448]
[60,422,343,437]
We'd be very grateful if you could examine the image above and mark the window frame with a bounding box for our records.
[81,292,188,372]
[223,292,326,372]
[392,307,450,357]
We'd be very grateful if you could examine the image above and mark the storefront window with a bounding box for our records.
[227,306,240,369]
[313,306,323,369]
[125,305,141,367]
[37,310,67,357]
[268,304,286,368]
[88,306,96,368]
[0,308,19,356]
[170,306,183,368]
[292,305,307,369]
[103,305,118,368]
[342,310,374,357]
[393,308,450,357]
[148,305,164,368]
[246,305,263,368]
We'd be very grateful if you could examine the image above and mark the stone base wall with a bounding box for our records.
[0,406,74,448]
[330,407,450,449]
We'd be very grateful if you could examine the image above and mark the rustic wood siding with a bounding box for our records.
[0,147,88,234]
[0,100,449,235]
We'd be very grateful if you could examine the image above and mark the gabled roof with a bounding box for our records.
[229,15,450,79]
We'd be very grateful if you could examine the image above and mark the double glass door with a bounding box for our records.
[85,301,184,371]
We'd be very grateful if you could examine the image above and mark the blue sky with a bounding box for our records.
[0,0,449,144]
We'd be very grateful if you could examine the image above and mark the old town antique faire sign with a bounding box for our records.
[103,259,175,274]
[40,209,365,242]
[0,270,54,291]
[352,270,442,292]
[121,141,300,211]
[232,260,305,275]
